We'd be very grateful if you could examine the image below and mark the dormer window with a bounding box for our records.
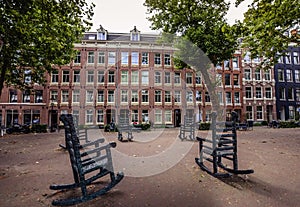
[96,25,107,40]
[130,26,140,41]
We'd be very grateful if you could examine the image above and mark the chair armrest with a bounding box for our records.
[81,138,105,148]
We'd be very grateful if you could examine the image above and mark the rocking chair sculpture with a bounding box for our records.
[50,114,124,206]
[179,115,196,141]
[117,116,133,141]
[195,111,254,178]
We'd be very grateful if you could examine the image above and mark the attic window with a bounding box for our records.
[97,25,107,40]
[130,26,140,41]
[88,35,96,40]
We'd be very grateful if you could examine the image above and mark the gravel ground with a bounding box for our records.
[0,126,299,207]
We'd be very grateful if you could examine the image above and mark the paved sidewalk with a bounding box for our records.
[0,127,300,207]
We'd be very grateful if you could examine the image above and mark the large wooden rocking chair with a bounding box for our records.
[50,114,124,206]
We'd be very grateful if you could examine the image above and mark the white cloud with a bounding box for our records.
[87,0,252,33]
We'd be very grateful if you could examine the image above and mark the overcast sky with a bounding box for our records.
[87,0,252,33]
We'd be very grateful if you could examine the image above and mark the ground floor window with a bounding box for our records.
[155,109,162,124]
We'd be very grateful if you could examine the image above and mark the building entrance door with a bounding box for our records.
[174,109,181,127]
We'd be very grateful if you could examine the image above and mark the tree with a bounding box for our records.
[0,0,95,97]
[144,0,241,118]
[236,0,300,68]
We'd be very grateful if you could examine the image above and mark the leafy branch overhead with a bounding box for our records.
[237,0,300,68]
[0,0,95,97]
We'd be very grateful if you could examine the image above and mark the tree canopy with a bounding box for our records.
[0,0,94,97]
[144,0,241,115]
[237,0,300,68]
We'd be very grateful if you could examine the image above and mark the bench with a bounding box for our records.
[195,111,254,178]
[50,114,124,206]
[117,116,133,141]
[179,115,196,141]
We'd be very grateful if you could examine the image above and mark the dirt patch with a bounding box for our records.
[0,127,299,207]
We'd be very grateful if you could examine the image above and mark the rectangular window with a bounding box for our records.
[246,106,253,120]
[35,90,43,103]
[287,88,294,100]
[164,54,171,66]
[87,71,94,83]
[279,87,285,100]
[73,70,80,83]
[155,109,162,123]
[131,90,138,103]
[286,69,292,82]
[174,72,181,84]
[226,92,232,104]
[234,92,240,104]
[295,70,300,82]
[98,52,105,64]
[121,52,129,65]
[255,69,261,80]
[86,109,93,124]
[141,71,149,84]
[108,52,116,65]
[97,90,104,102]
[155,90,162,103]
[23,90,31,103]
[264,70,271,80]
[256,87,262,99]
[205,92,210,102]
[131,52,139,65]
[186,91,193,102]
[256,106,263,120]
[233,74,239,86]
[97,71,105,83]
[165,110,172,123]
[62,70,70,83]
[50,91,58,103]
[51,70,59,83]
[165,91,171,103]
[142,90,149,103]
[24,69,31,84]
[217,91,223,104]
[142,52,148,65]
[244,69,251,80]
[296,88,300,101]
[196,91,202,101]
[165,72,171,84]
[224,60,230,69]
[232,57,239,68]
[86,90,94,103]
[225,73,231,86]
[175,91,181,103]
[108,71,115,83]
[278,69,284,81]
[121,71,128,84]
[73,90,80,103]
[293,52,299,64]
[61,90,69,103]
[74,51,81,64]
[131,71,139,84]
[265,87,272,99]
[97,109,104,123]
[142,110,149,122]
[196,72,202,84]
[108,91,114,103]
[285,52,291,64]
[246,87,252,99]
[186,73,193,84]
[87,51,94,64]
[289,106,295,119]
[154,53,161,65]
[155,71,161,84]
[131,110,138,123]
[121,90,128,102]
